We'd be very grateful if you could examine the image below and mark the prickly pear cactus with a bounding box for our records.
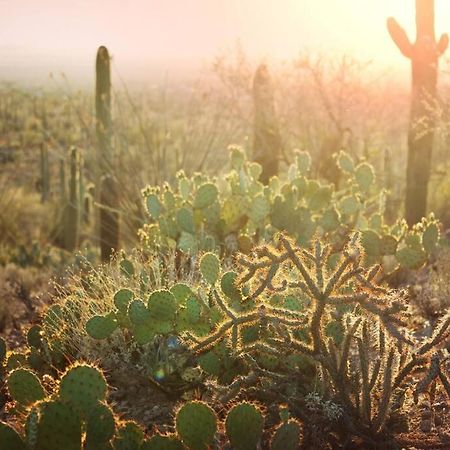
[271,420,302,450]
[141,434,184,450]
[59,364,107,414]
[34,400,82,450]
[175,401,217,450]
[199,252,220,285]
[7,368,46,406]
[85,402,116,449]
[225,402,264,450]
[0,422,27,450]
[86,314,118,340]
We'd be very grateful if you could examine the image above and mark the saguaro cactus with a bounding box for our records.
[96,45,119,259]
[96,45,112,174]
[252,63,282,184]
[387,0,448,225]
[100,174,119,262]
[64,147,79,251]
[40,143,50,203]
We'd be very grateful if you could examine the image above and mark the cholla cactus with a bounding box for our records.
[186,233,450,446]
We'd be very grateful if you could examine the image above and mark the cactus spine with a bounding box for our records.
[387,0,448,224]
[252,63,282,184]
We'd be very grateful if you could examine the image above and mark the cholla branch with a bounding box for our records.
[187,234,450,445]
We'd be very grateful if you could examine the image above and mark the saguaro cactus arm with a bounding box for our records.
[437,33,449,55]
[387,18,413,58]
[386,0,448,226]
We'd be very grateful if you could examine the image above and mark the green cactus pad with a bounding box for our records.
[336,151,354,173]
[396,245,426,270]
[380,235,398,255]
[0,422,27,450]
[249,194,270,223]
[27,325,43,349]
[120,258,135,278]
[171,283,194,303]
[354,162,375,192]
[146,193,162,220]
[44,304,64,329]
[7,369,46,406]
[141,434,184,450]
[221,271,242,302]
[176,401,217,450]
[178,231,197,254]
[361,230,381,256]
[128,299,151,326]
[295,150,312,174]
[423,222,439,254]
[194,183,218,209]
[27,349,46,373]
[6,352,28,371]
[176,207,195,234]
[200,252,220,285]
[186,297,202,323]
[132,324,156,345]
[338,195,360,216]
[86,402,116,445]
[114,289,134,312]
[59,364,107,414]
[225,402,264,450]
[86,314,118,340]
[319,208,340,232]
[148,290,177,322]
[308,185,332,211]
[271,420,301,450]
[113,421,145,450]
[35,400,82,450]
[198,351,222,376]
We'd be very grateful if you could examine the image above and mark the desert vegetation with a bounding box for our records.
[2,0,450,448]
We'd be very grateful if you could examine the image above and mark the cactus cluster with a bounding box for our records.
[140,148,439,273]
[181,234,450,446]
[0,357,295,450]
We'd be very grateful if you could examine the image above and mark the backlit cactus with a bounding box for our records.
[140,149,439,272]
[7,368,46,406]
[175,401,217,450]
[225,402,264,450]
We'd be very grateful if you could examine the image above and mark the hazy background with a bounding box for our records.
[1,0,449,85]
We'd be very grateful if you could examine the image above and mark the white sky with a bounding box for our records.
[0,0,449,84]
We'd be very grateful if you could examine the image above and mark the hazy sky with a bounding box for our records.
[0,0,449,84]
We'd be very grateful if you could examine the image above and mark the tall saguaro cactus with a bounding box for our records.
[252,64,282,184]
[64,147,79,251]
[387,0,448,225]
[96,46,112,174]
[96,45,119,259]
